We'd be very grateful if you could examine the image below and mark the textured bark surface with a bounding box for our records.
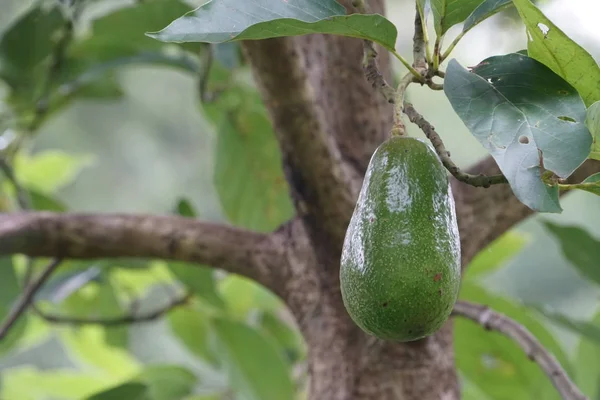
[1,1,599,399]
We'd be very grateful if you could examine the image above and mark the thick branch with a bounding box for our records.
[453,301,587,400]
[454,157,600,265]
[0,212,284,290]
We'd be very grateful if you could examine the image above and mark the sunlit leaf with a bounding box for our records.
[465,231,529,279]
[445,53,592,212]
[147,0,399,52]
[511,0,600,107]
[218,275,283,318]
[543,221,600,286]
[212,317,295,400]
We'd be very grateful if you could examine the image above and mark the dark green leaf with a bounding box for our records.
[574,311,600,399]
[431,0,486,35]
[444,54,592,213]
[174,197,196,218]
[71,0,199,62]
[511,0,600,107]
[463,0,512,33]
[147,0,399,52]
[212,317,295,400]
[28,189,67,212]
[543,221,600,286]
[0,257,28,355]
[0,4,66,90]
[586,101,600,160]
[457,281,571,399]
[465,231,528,279]
[86,382,151,400]
[168,306,219,366]
[137,365,197,400]
[528,304,600,346]
[212,97,294,232]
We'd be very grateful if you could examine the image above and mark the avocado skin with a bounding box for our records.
[340,136,461,342]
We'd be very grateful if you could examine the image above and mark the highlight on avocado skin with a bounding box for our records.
[340,136,461,342]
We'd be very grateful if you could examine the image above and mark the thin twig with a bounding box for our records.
[33,292,193,327]
[412,6,428,70]
[0,259,63,341]
[362,40,396,104]
[453,301,588,400]
[403,102,507,187]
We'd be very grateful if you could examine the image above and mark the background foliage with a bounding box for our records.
[0,0,599,399]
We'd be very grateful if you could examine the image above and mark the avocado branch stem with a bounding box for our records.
[453,301,588,400]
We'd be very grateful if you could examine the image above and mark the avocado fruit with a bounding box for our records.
[340,136,461,342]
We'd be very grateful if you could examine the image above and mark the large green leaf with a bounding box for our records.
[456,282,571,399]
[136,365,197,400]
[147,0,399,52]
[431,0,486,35]
[445,53,592,213]
[543,221,600,286]
[462,0,512,33]
[212,317,295,400]
[258,310,306,364]
[168,306,219,366]
[574,311,600,399]
[218,275,283,318]
[587,101,600,160]
[511,0,600,108]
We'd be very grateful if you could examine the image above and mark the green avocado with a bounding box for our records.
[340,136,461,342]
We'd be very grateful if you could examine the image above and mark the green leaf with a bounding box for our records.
[0,4,66,91]
[168,306,219,365]
[27,188,67,211]
[543,221,600,286]
[463,0,512,34]
[457,281,571,399]
[574,172,600,196]
[169,263,224,309]
[0,257,28,355]
[87,383,151,400]
[212,317,295,400]
[174,197,196,218]
[147,0,399,52]
[14,150,95,194]
[586,101,600,160]
[444,53,592,213]
[465,231,529,279]
[431,0,489,35]
[574,311,600,399]
[218,275,283,318]
[212,92,294,232]
[511,0,600,107]
[528,304,600,346]
[258,311,306,364]
[70,0,200,62]
[136,365,197,400]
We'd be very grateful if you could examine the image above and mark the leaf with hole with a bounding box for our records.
[147,0,399,52]
[444,53,592,213]
[511,0,600,107]
[586,101,600,160]
[543,221,600,286]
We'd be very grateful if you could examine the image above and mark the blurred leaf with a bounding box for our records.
[573,172,600,196]
[574,311,600,399]
[543,221,600,286]
[211,89,294,232]
[137,365,197,400]
[0,4,66,93]
[219,275,283,318]
[168,306,219,366]
[175,197,196,218]
[35,266,102,303]
[457,281,571,399]
[445,54,592,213]
[0,257,28,355]
[512,0,600,107]
[148,0,399,53]
[214,43,243,70]
[28,188,68,211]
[87,382,151,400]
[465,231,529,279]
[463,0,512,34]
[528,304,600,346]
[71,0,200,62]
[587,101,600,160]
[60,324,140,377]
[14,150,95,194]
[0,367,110,400]
[258,311,305,364]
[212,317,295,400]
